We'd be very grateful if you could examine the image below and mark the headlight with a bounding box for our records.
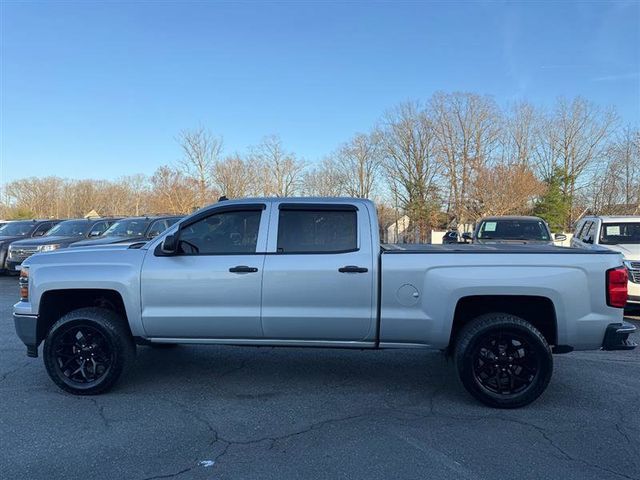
[38,244,60,252]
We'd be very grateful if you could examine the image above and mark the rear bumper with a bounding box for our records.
[602,322,637,351]
[13,312,39,357]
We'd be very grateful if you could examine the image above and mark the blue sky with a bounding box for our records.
[1,1,639,184]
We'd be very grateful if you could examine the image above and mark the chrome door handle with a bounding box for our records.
[229,265,258,273]
[338,265,368,273]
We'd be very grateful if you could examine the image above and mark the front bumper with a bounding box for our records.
[627,280,640,305]
[13,312,39,357]
[602,322,637,351]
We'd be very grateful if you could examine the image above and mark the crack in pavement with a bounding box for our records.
[0,361,31,384]
[140,466,193,480]
[494,416,639,480]
[213,411,372,461]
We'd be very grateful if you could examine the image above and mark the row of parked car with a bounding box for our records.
[0,215,182,274]
[442,213,640,310]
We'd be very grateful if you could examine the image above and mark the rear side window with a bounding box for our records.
[277,209,357,253]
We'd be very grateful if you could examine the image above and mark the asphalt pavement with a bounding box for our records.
[1,275,639,480]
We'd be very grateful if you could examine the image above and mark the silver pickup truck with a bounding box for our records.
[13,198,636,408]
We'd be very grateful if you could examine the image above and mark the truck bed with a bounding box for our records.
[381,243,621,254]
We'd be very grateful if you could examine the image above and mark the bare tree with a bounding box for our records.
[302,158,345,196]
[334,132,383,198]
[149,166,200,214]
[251,135,306,197]
[381,101,442,242]
[120,174,150,216]
[503,101,539,166]
[469,163,544,217]
[430,92,502,227]
[177,127,223,207]
[533,97,617,226]
[212,155,261,198]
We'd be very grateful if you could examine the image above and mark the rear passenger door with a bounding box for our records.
[261,203,375,343]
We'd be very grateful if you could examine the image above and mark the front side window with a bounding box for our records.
[147,220,168,238]
[45,220,90,237]
[277,209,357,253]
[600,222,640,245]
[178,210,261,254]
[89,222,109,236]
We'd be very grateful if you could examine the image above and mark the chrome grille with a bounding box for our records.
[630,269,640,284]
[8,247,38,262]
[629,261,640,270]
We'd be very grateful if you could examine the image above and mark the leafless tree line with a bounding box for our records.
[2,93,638,239]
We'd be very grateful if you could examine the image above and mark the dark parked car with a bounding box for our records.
[6,217,118,271]
[0,219,59,273]
[70,215,182,247]
[462,215,566,245]
[441,230,459,244]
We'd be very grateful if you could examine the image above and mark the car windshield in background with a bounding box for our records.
[600,222,640,245]
[45,220,90,237]
[103,219,152,237]
[0,222,34,236]
[478,220,550,241]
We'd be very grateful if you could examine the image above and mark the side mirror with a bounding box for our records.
[33,230,45,237]
[584,236,593,244]
[161,234,178,254]
[461,232,472,243]
[554,233,567,242]
[148,231,160,239]
[89,231,102,237]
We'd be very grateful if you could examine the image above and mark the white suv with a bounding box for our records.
[572,215,640,308]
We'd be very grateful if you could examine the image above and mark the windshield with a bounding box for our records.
[600,222,640,245]
[103,219,152,237]
[477,220,550,241]
[0,221,34,237]
[45,220,90,237]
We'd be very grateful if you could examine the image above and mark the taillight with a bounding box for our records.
[19,268,29,301]
[606,267,628,308]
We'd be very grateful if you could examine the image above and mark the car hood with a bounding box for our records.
[0,235,29,245]
[71,235,146,247]
[10,235,82,247]
[601,244,640,260]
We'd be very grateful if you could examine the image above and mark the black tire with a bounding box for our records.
[43,307,136,395]
[454,313,553,409]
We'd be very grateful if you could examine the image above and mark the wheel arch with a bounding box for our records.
[37,289,132,345]
[448,295,558,353]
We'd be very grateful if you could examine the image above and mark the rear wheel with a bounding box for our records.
[43,307,136,395]
[454,313,553,408]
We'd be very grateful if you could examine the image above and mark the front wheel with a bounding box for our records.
[454,313,553,408]
[43,307,136,395]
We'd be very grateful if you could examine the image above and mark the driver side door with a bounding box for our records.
[140,203,270,339]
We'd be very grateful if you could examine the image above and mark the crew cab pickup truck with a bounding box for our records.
[13,198,636,408]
